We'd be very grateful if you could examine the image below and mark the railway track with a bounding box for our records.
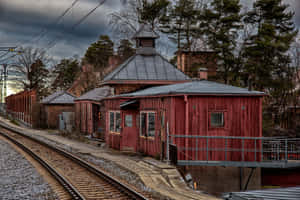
[0,124,149,200]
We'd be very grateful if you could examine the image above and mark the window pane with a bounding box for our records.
[116,112,121,132]
[211,112,224,127]
[148,113,155,137]
[140,113,147,136]
[125,115,132,127]
[109,112,115,132]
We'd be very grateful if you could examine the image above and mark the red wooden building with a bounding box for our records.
[104,80,265,161]
[101,24,190,95]
[75,24,190,139]
[5,90,37,127]
[41,91,76,129]
[74,86,112,139]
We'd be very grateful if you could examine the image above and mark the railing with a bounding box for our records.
[167,135,300,167]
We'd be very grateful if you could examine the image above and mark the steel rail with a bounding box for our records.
[0,122,148,200]
[0,131,85,200]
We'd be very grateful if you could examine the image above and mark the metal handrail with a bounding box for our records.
[168,134,300,163]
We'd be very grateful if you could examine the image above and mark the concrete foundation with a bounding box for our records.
[183,166,261,196]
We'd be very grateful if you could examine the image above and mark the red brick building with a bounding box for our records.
[41,91,76,129]
[177,50,217,78]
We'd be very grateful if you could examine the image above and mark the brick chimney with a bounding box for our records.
[198,68,208,80]
[176,50,217,78]
[82,64,94,73]
[108,55,120,68]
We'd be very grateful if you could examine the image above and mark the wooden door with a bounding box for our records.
[121,110,138,152]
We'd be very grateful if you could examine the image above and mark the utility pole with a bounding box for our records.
[3,64,7,103]
[0,69,3,103]
[0,46,24,103]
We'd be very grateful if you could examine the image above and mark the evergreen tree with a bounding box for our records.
[117,39,135,62]
[201,0,242,84]
[51,58,80,91]
[244,0,298,126]
[83,35,114,70]
[139,0,170,29]
[161,0,201,51]
[244,0,297,91]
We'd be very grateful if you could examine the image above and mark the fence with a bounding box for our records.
[167,134,300,168]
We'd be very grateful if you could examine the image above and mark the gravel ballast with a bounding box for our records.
[0,139,58,200]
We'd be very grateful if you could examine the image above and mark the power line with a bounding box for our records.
[32,0,81,44]
[17,0,80,47]
[45,0,106,51]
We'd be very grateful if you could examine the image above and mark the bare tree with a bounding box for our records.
[108,0,143,40]
[10,47,53,98]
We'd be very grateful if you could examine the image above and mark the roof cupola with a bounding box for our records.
[132,24,159,48]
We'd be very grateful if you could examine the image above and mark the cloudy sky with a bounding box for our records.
[0,0,300,62]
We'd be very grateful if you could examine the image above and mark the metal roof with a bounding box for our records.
[224,186,300,200]
[41,91,76,104]
[75,86,112,101]
[103,52,190,82]
[118,80,265,97]
[132,24,159,39]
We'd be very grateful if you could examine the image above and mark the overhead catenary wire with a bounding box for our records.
[16,0,80,48]
[45,0,106,51]
[32,0,81,44]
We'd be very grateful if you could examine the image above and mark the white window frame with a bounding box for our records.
[109,111,121,133]
[140,111,156,138]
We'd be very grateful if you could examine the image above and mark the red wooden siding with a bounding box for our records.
[5,90,37,127]
[75,101,105,138]
[171,96,262,162]
[103,95,263,161]
[105,99,122,150]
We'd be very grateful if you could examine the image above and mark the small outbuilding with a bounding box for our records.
[75,86,112,139]
[41,91,76,129]
[104,80,265,160]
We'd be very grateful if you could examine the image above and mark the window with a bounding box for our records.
[109,111,121,133]
[148,113,155,137]
[116,112,121,132]
[109,112,114,132]
[140,112,156,137]
[210,112,224,127]
[140,113,147,136]
[125,115,133,127]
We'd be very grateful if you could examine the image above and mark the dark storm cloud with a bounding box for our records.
[0,0,299,61]
[0,0,122,59]
[293,0,300,27]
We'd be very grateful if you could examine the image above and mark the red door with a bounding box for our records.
[121,110,138,152]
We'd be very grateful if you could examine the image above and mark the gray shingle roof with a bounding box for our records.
[41,91,76,104]
[118,80,265,97]
[132,24,159,39]
[75,86,112,101]
[103,52,190,82]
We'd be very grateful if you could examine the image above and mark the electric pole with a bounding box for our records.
[3,64,7,103]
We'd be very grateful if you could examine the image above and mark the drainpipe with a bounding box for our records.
[184,95,189,161]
